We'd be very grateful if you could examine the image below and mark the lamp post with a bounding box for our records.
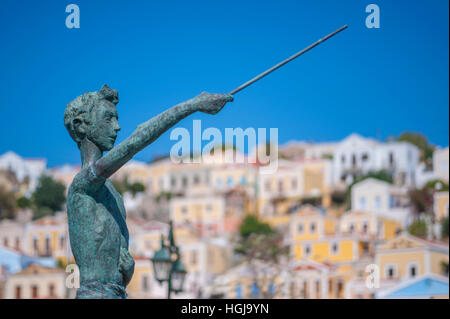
[151,220,187,299]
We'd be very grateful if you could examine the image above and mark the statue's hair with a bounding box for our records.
[64,84,119,143]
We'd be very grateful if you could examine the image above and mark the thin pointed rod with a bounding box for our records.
[229,25,348,95]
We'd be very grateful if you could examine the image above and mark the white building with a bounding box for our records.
[415,146,449,188]
[332,134,419,187]
[279,141,338,160]
[0,151,47,194]
[351,178,412,227]
[433,147,449,183]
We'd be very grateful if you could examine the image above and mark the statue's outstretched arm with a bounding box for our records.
[94,92,233,178]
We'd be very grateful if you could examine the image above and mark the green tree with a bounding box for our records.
[395,132,435,164]
[32,175,66,213]
[424,179,449,192]
[16,196,31,209]
[129,182,145,197]
[112,177,146,197]
[0,186,16,220]
[112,178,127,195]
[408,219,428,238]
[237,215,273,241]
[33,206,53,220]
[407,179,448,217]
[235,215,288,298]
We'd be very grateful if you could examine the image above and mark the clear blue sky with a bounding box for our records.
[0,0,448,167]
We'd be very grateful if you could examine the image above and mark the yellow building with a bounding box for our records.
[126,257,154,299]
[257,160,302,217]
[211,260,282,299]
[290,205,339,242]
[434,191,449,222]
[375,233,449,282]
[24,213,72,264]
[0,219,25,252]
[340,210,402,241]
[128,218,169,258]
[289,205,375,298]
[210,162,255,193]
[179,237,231,297]
[211,259,342,299]
[4,264,69,299]
[170,195,225,237]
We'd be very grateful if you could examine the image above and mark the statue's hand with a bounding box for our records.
[119,247,135,286]
[195,92,233,115]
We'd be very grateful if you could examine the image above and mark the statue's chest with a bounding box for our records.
[93,180,128,241]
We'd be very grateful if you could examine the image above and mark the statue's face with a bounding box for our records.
[88,100,121,152]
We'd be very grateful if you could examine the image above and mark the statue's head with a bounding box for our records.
[64,84,121,152]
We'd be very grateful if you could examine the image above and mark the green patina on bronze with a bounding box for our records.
[64,85,233,298]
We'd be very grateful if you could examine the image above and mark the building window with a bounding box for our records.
[349,223,355,233]
[15,237,20,250]
[269,282,276,297]
[251,283,259,298]
[45,236,51,256]
[385,265,397,279]
[337,281,344,298]
[291,178,297,190]
[375,196,381,209]
[59,235,65,249]
[236,283,242,298]
[3,238,8,247]
[171,177,176,187]
[216,178,222,187]
[240,176,246,185]
[182,176,188,187]
[341,155,345,164]
[304,244,311,256]
[352,154,357,167]
[408,263,418,278]
[206,204,213,213]
[389,152,394,166]
[227,177,234,186]
[31,285,39,299]
[191,251,198,265]
[48,284,55,297]
[362,153,369,162]
[362,222,368,234]
[362,242,370,255]
[359,197,366,210]
[310,222,316,233]
[301,280,308,298]
[298,223,303,234]
[315,280,321,299]
[181,206,188,215]
[33,237,38,253]
[389,195,395,208]
[331,242,339,254]
[142,274,149,292]
[278,180,284,193]
[15,285,21,299]
[265,180,271,192]
[193,175,200,185]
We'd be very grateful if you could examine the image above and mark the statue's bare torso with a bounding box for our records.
[68,170,127,286]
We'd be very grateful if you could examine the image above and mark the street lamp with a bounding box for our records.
[151,220,187,299]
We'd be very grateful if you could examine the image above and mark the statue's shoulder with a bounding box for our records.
[69,165,106,195]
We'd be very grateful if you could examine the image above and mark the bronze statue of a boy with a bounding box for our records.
[64,85,232,298]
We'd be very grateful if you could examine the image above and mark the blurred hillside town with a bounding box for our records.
[0,132,448,299]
